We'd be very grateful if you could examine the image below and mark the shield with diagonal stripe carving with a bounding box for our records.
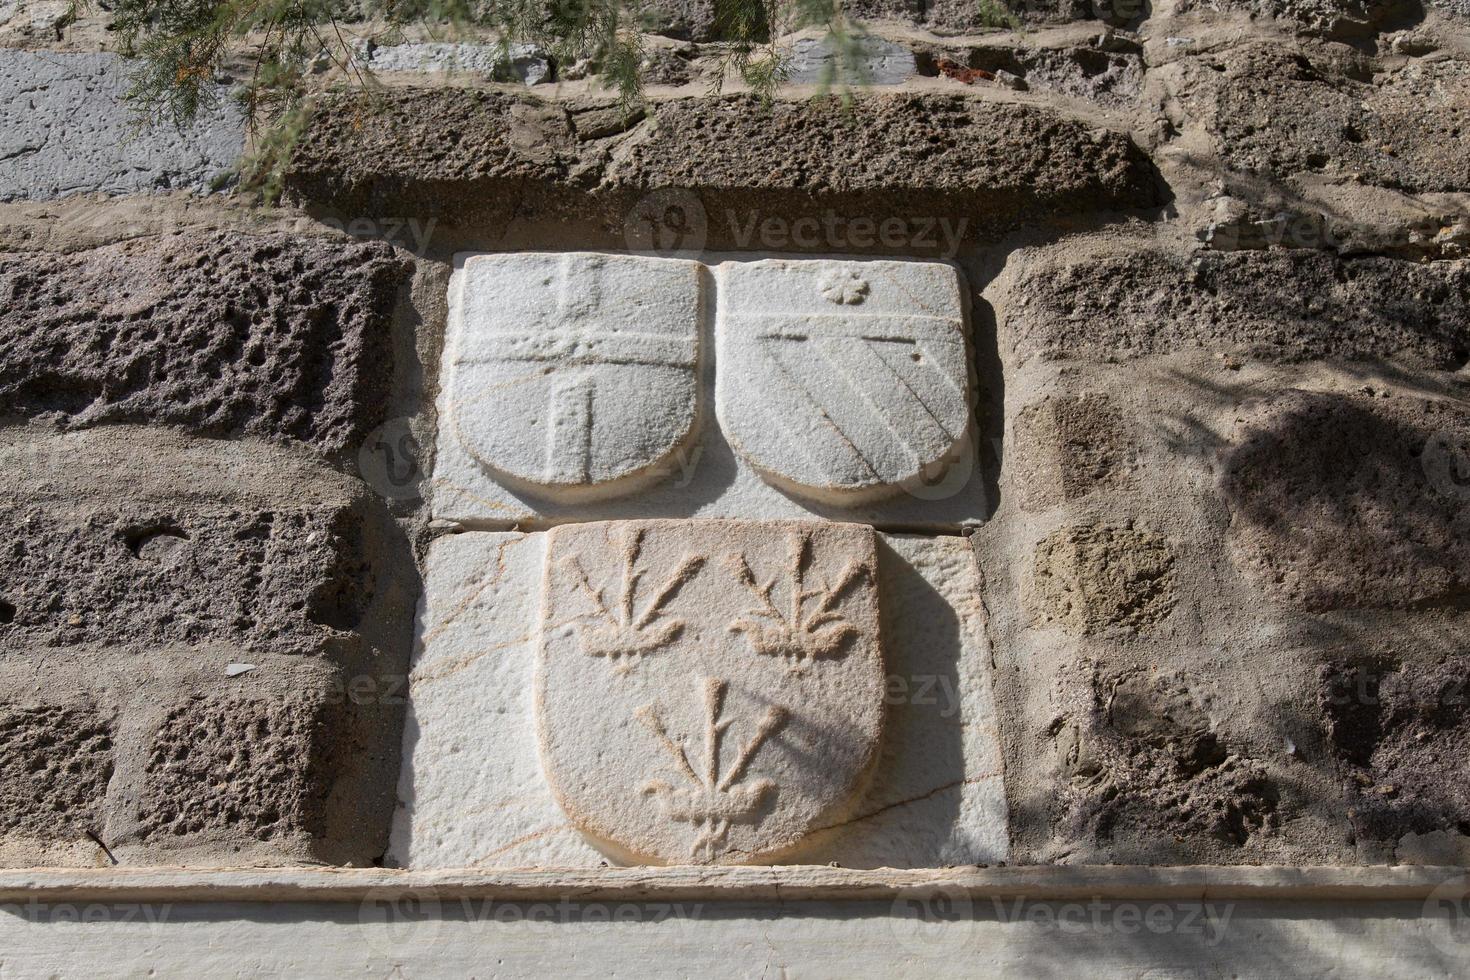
[445,252,703,496]
[715,258,973,502]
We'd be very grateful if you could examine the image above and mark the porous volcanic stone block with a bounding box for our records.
[0,50,243,201]
[0,232,411,454]
[1002,244,1470,368]
[1320,650,1470,862]
[389,525,1008,869]
[1221,389,1470,612]
[1174,0,1418,39]
[1177,41,1470,194]
[1011,393,1136,511]
[613,95,1160,216]
[1051,662,1289,861]
[0,701,115,861]
[284,91,1162,232]
[1026,522,1179,635]
[0,504,377,656]
[131,686,348,861]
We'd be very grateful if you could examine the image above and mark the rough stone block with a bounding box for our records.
[389,524,1008,869]
[130,687,345,860]
[0,700,115,864]
[1026,523,1179,636]
[284,92,1162,232]
[0,504,376,656]
[0,232,411,454]
[1011,393,1136,511]
[612,95,1161,220]
[0,50,243,201]
[1001,243,1470,369]
[1321,650,1470,862]
[0,423,413,661]
[1221,389,1470,612]
[1176,41,1470,195]
[1048,661,1293,863]
[1174,0,1418,39]
[927,41,1144,107]
[435,252,987,529]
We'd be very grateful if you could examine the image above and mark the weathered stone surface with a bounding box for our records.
[0,232,411,454]
[1176,41,1470,194]
[1011,393,1135,511]
[1321,649,1470,861]
[390,526,1007,869]
[435,253,989,529]
[358,41,551,83]
[133,689,344,854]
[1174,0,1418,39]
[538,520,883,865]
[1002,244,1470,368]
[642,0,1098,40]
[0,50,243,201]
[0,424,411,867]
[643,0,720,39]
[285,91,1162,231]
[1027,523,1178,635]
[919,0,1108,32]
[442,252,703,497]
[920,40,1143,106]
[0,702,114,847]
[1221,390,1470,612]
[785,35,916,85]
[715,258,972,503]
[1053,664,1284,861]
[0,505,375,656]
[614,95,1160,215]
[0,645,406,868]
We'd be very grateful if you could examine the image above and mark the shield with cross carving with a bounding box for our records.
[715,258,974,501]
[534,519,886,865]
[445,252,703,495]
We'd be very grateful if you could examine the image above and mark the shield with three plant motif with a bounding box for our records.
[534,519,886,865]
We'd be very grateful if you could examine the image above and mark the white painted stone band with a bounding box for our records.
[0,866,1464,903]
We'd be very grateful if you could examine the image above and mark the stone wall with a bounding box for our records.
[0,0,1467,875]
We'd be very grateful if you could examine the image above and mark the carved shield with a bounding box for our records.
[715,258,973,501]
[535,520,885,865]
[446,252,703,495]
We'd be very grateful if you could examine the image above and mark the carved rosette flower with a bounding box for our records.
[819,270,870,305]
